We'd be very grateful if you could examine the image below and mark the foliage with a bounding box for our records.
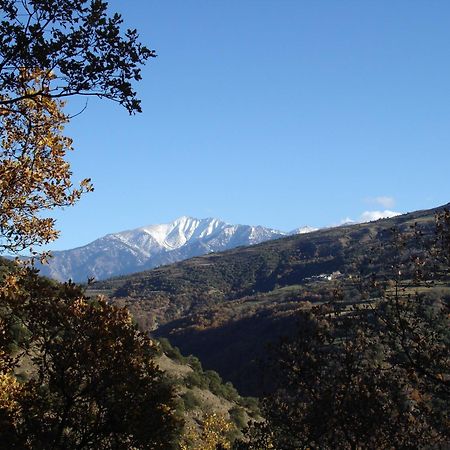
[238,397,260,419]
[238,211,450,449]
[181,390,200,412]
[183,366,241,403]
[94,205,447,395]
[228,406,246,429]
[159,336,255,416]
[180,413,233,450]
[0,268,182,449]
[0,0,153,254]
[0,0,154,114]
[158,337,185,363]
[0,2,181,447]
[232,422,274,450]
[157,335,258,446]
[0,69,92,253]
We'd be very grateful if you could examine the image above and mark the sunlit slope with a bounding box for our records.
[91,203,449,395]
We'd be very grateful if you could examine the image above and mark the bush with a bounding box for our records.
[185,371,208,390]
[158,337,186,363]
[187,355,203,373]
[182,390,201,411]
[239,397,260,418]
[229,407,246,429]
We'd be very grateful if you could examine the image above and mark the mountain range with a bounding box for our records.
[38,216,316,282]
[90,203,449,395]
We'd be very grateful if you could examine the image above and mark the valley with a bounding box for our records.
[90,203,450,395]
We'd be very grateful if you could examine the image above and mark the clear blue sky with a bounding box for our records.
[48,0,450,250]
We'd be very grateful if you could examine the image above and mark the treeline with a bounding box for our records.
[230,210,450,449]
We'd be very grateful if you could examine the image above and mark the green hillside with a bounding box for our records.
[91,203,450,395]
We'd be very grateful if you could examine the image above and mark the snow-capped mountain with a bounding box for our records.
[38,217,315,282]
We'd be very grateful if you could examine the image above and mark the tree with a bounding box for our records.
[181,413,234,450]
[0,2,184,447]
[0,68,93,253]
[0,0,154,113]
[0,0,154,254]
[0,269,182,448]
[239,211,450,449]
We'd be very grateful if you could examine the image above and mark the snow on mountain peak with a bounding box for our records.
[36,216,320,282]
[116,216,230,252]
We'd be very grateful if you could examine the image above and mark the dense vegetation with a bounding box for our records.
[0,0,153,255]
[96,204,439,308]
[233,210,450,449]
[3,207,448,448]
[156,338,260,448]
[1,0,448,448]
[93,204,449,396]
[0,1,188,448]
[90,206,450,449]
[0,270,182,448]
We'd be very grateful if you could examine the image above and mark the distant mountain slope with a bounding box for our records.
[96,205,443,311]
[38,217,297,282]
[91,203,450,395]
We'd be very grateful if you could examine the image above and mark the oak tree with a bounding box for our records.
[0,0,154,113]
[0,0,154,254]
[0,270,182,449]
[0,69,93,253]
[0,2,184,448]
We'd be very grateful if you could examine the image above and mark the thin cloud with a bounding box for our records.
[366,196,396,209]
[339,217,356,225]
[360,210,401,222]
[338,210,402,226]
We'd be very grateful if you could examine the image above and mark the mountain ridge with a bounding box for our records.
[90,202,450,395]
[36,210,404,282]
[38,216,306,282]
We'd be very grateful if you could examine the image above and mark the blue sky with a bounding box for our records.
[48,0,450,250]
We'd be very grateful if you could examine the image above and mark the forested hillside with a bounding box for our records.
[92,203,450,395]
[1,0,449,446]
